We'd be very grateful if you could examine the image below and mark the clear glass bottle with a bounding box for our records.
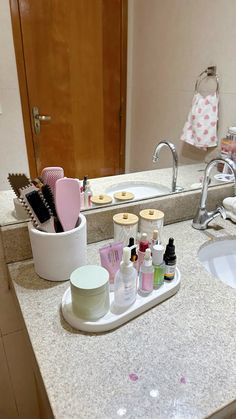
[114,247,137,309]
[139,248,154,294]
[152,244,165,289]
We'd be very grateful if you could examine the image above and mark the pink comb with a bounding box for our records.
[55,178,81,231]
[41,167,64,196]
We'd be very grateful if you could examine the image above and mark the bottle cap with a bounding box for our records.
[152,244,164,265]
[140,232,147,241]
[128,237,135,247]
[152,229,158,241]
[139,240,149,253]
[120,247,133,272]
[143,248,152,267]
[164,238,176,260]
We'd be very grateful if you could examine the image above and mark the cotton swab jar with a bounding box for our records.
[139,209,164,243]
[113,213,139,245]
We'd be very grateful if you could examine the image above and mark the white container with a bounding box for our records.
[139,209,164,242]
[28,214,87,281]
[62,267,181,333]
[13,197,29,220]
[113,212,139,245]
[70,265,110,321]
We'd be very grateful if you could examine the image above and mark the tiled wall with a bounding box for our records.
[0,0,29,191]
[127,0,236,172]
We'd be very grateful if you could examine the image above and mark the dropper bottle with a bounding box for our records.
[114,247,137,309]
[128,237,138,270]
[138,233,149,271]
[164,238,177,281]
[139,248,154,294]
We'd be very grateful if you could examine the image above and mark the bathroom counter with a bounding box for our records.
[8,218,236,419]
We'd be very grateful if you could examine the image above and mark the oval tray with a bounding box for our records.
[61,268,181,333]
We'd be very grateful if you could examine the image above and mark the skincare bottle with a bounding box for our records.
[114,247,137,309]
[150,229,159,251]
[130,246,138,271]
[152,244,165,289]
[138,233,149,271]
[164,238,176,281]
[139,248,154,294]
[84,181,93,208]
[128,237,138,270]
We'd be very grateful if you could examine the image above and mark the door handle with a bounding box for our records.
[32,106,51,135]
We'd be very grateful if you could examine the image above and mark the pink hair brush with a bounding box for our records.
[55,178,81,231]
[41,167,64,196]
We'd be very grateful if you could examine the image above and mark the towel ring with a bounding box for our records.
[195,66,219,94]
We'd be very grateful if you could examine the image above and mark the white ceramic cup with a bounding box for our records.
[28,214,87,281]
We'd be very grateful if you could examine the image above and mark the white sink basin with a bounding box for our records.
[198,239,236,288]
[105,181,170,200]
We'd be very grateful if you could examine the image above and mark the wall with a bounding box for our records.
[0,0,29,191]
[127,0,236,172]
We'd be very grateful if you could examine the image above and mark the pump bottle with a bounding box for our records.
[114,247,137,309]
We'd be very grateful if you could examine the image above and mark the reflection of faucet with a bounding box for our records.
[192,158,236,230]
[152,141,178,192]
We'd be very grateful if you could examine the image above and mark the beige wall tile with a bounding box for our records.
[3,330,41,419]
[0,337,18,419]
[0,287,24,335]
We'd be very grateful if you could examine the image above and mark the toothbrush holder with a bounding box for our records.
[28,214,87,281]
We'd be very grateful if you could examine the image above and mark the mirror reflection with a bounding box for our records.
[1,0,236,219]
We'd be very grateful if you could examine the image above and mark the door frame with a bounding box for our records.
[9,0,128,178]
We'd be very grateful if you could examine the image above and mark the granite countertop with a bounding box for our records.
[0,163,225,226]
[8,218,236,419]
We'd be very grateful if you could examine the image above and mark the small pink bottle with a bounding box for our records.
[139,248,154,295]
[138,233,149,272]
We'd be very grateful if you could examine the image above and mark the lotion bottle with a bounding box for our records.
[114,247,137,309]
[139,248,154,294]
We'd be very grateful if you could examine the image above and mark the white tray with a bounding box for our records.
[61,268,181,333]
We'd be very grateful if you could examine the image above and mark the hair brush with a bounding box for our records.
[7,173,31,197]
[20,185,55,233]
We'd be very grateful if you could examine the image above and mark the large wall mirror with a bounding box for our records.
[8,0,236,215]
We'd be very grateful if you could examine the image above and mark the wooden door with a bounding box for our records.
[10,0,127,179]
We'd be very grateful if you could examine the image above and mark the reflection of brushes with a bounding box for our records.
[41,167,64,196]
[20,185,55,233]
[8,173,30,197]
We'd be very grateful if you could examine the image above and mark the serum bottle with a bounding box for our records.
[138,233,149,271]
[164,238,177,281]
[114,247,137,310]
[152,244,165,289]
[139,248,154,295]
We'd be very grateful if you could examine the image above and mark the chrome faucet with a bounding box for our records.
[192,157,236,230]
[152,141,178,192]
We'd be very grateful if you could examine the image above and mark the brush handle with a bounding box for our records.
[20,185,55,233]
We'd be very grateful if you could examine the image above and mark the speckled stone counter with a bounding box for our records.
[8,218,236,419]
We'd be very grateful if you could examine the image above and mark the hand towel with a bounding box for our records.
[180,92,219,149]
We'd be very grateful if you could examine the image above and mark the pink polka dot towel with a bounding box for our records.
[180,93,219,149]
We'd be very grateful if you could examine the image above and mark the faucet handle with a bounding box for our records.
[216,206,226,220]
